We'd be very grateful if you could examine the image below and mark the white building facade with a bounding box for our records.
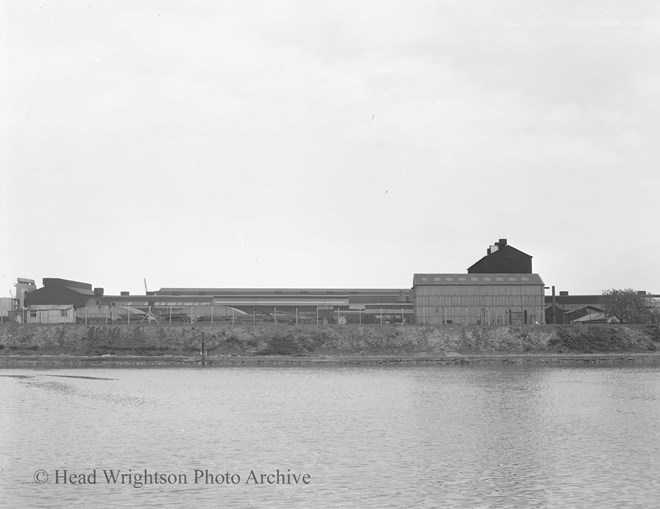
[27,305,76,324]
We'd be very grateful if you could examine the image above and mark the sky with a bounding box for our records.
[2,1,659,297]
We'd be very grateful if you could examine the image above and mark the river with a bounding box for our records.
[1,365,659,508]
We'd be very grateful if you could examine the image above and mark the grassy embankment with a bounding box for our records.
[0,322,659,366]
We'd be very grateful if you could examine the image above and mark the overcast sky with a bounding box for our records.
[2,1,659,297]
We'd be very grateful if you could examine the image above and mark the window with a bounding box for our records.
[30,311,37,318]
[60,310,68,317]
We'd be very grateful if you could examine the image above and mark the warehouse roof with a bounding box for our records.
[413,273,545,286]
[63,286,94,295]
[28,304,75,310]
[156,288,409,296]
[43,278,92,291]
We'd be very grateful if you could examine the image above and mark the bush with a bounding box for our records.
[646,325,660,342]
[550,325,642,353]
[258,334,310,356]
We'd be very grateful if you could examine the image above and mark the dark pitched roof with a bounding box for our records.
[25,285,93,307]
[43,278,92,291]
[467,245,532,272]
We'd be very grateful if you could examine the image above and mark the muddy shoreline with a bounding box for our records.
[2,352,660,369]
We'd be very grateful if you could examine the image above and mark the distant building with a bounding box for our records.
[22,279,415,325]
[543,291,659,324]
[25,278,94,309]
[571,311,615,324]
[468,239,532,274]
[0,297,15,319]
[413,273,545,325]
[26,304,76,324]
[14,278,36,308]
[139,288,414,324]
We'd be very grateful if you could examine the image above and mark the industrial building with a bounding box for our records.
[412,273,545,325]
[544,292,605,325]
[468,239,532,274]
[26,305,76,324]
[0,298,14,322]
[101,287,413,325]
[542,291,659,324]
[16,237,653,327]
[16,238,542,326]
[411,239,544,325]
[24,278,94,308]
[23,279,413,325]
[14,278,37,308]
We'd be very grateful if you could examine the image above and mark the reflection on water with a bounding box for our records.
[1,365,659,508]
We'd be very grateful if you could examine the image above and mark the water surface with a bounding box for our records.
[1,365,659,508]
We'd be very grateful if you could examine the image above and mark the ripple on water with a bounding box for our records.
[2,365,660,508]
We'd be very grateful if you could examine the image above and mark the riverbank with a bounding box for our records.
[2,352,660,368]
[1,322,659,368]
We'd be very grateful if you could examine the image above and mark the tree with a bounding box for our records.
[601,289,657,324]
